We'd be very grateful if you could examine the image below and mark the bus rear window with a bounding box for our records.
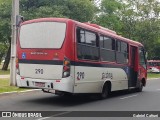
[20,22,66,49]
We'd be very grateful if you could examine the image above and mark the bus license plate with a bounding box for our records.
[35,82,45,87]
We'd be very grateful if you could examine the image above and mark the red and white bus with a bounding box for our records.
[16,18,147,99]
[147,60,160,73]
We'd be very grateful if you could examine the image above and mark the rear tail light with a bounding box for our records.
[62,57,70,78]
[16,57,20,75]
[16,57,19,68]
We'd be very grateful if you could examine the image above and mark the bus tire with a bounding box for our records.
[99,83,110,99]
[136,81,143,92]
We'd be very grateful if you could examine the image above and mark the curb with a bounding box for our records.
[147,78,160,80]
[0,89,41,97]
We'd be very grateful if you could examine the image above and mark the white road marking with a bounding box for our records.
[36,111,72,120]
[37,117,50,120]
[157,89,160,91]
[120,94,138,99]
[51,111,72,117]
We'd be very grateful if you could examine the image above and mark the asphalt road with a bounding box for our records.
[0,78,160,120]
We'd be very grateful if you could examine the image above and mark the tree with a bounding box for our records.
[0,43,8,63]
[122,0,160,59]
[151,42,160,59]
[0,0,11,44]
[20,0,96,22]
[95,0,123,31]
[0,0,11,70]
[67,0,96,22]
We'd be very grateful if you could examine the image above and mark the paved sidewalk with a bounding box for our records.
[0,75,10,79]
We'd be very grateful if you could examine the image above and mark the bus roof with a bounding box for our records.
[148,60,160,62]
[21,17,143,47]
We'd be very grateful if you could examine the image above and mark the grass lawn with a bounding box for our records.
[147,73,160,79]
[0,64,10,75]
[0,69,10,75]
[0,78,28,93]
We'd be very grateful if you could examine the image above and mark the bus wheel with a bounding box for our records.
[136,82,143,92]
[99,83,110,99]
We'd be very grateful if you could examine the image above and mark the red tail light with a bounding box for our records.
[16,58,19,68]
[16,57,20,75]
[62,57,70,78]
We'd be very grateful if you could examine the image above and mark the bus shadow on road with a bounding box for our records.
[24,89,140,107]
[109,89,138,98]
[24,93,98,107]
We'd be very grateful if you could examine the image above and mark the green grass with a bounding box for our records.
[0,78,28,93]
[147,73,160,79]
[0,64,10,75]
[0,69,10,75]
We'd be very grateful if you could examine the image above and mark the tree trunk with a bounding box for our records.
[0,57,2,65]
[2,44,11,70]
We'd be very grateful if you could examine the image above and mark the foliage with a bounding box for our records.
[20,0,96,22]
[0,43,8,63]
[150,42,160,59]
[0,0,11,65]
[0,0,11,44]
[121,0,160,59]
[95,0,123,31]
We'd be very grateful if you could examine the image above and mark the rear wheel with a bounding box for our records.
[99,84,110,99]
[136,82,143,92]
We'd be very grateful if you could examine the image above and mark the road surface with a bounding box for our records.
[0,78,160,120]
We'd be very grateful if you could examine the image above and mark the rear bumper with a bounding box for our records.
[16,74,74,93]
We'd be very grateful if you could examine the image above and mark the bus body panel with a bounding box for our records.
[73,66,128,93]
[19,64,63,79]
[17,19,75,93]
[17,66,75,93]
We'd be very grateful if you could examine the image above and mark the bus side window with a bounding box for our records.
[77,28,85,43]
[139,48,147,69]
[80,30,85,43]
[116,41,128,64]
[85,31,96,46]
[76,28,81,43]
[76,27,99,61]
[116,41,121,52]
[100,35,116,62]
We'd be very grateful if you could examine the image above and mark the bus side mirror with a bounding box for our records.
[16,15,24,27]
